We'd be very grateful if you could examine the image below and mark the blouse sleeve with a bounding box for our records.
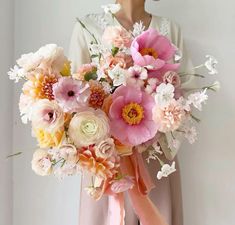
[158,20,196,161]
[69,20,91,73]
[170,21,196,90]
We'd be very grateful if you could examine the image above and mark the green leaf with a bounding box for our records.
[84,72,98,81]
[111,47,119,57]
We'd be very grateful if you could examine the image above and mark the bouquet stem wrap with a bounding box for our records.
[108,151,168,225]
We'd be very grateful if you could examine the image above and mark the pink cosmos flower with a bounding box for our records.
[109,85,158,146]
[111,176,135,193]
[53,77,89,112]
[131,29,180,77]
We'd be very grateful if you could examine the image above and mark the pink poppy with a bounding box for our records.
[131,29,180,77]
[109,85,159,146]
[53,77,89,112]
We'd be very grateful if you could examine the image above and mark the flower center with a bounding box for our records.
[140,48,158,59]
[81,120,98,136]
[68,90,75,97]
[122,102,144,125]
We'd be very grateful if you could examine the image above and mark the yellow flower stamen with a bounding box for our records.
[122,102,144,125]
[139,48,158,59]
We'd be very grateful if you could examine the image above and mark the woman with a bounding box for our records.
[69,0,194,224]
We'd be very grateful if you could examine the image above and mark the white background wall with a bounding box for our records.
[0,0,233,225]
[0,0,14,224]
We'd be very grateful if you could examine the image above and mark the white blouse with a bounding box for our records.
[69,12,195,159]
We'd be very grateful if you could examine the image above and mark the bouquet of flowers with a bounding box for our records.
[8,3,219,224]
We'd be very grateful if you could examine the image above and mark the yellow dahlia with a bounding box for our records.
[23,73,58,100]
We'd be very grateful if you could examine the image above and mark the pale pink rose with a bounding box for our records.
[162,71,181,88]
[31,149,52,176]
[95,138,115,159]
[102,52,133,72]
[31,99,64,132]
[153,100,185,132]
[111,176,135,193]
[73,63,97,80]
[102,26,132,49]
[85,186,103,200]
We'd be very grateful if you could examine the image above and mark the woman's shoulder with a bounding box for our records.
[78,13,109,31]
[152,15,181,36]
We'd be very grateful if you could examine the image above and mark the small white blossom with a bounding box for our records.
[188,89,208,111]
[127,65,148,87]
[108,64,128,86]
[101,3,121,14]
[155,83,175,107]
[184,126,197,144]
[101,81,112,93]
[168,138,181,151]
[146,144,162,164]
[132,21,145,37]
[157,161,176,180]
[205,55,218,75]
[172,44,182,62]
[8,65,26,83]
[54,162,79,180]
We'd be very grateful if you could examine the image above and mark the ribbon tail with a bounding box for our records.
[121,156,168,225]
[108,193,125,225]
[130,150,155,194]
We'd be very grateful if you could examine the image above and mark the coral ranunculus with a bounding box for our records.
[131,29,179,75]
[109,85,159,146]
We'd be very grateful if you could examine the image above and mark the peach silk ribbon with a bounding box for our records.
[108,151,168,225]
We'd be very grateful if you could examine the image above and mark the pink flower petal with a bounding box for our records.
[109,96,125,119]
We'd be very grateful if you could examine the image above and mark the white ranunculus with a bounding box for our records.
[68,108,110,148]
[31,99,64,132]
[157,161,176,180]
[31,149,52,176]
[37,44,67,72]
[17,52,43,72]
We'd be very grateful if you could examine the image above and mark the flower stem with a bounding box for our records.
[6,152,22,159]
[190,114,201,123]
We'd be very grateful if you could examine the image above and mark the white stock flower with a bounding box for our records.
[132,21,145,37]
[155,83,175,108]
[101,3,121,14]
[31,149,52,176]
[205,55,218,75]
[108,64,128,86]
[68,108,110,148]
[157,161,176,180]
[188,89,208,111]
[177,97,191,112]
[8,65,26,83]
[184,126,197,144]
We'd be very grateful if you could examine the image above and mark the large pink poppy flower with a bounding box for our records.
[131,29,180,77]
[109,85,159,146]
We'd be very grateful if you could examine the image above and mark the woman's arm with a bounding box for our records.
[69,19,91,73]
[159,20,196,160]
